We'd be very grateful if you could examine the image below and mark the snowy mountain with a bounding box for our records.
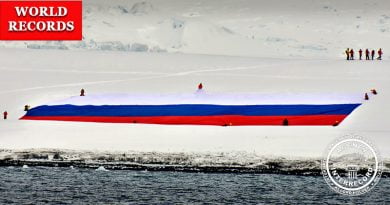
[1,0,390,58]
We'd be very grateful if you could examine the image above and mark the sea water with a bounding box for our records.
[0,167,388,204]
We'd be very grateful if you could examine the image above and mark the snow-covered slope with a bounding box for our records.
[1,0,389,163]
[0,48,389,159]
[1,0,390,58]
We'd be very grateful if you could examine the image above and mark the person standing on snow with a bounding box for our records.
[345,48,350,60]
[378,48,383,60]
[359,49,363,60]
[80,89,85,96]
[198,83,203,90]
[371,50,375,60]
[365,49,370,60]
[349,49,354,60]
[3,111,8,120]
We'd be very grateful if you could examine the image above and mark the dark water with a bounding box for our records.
[0,167,389,204]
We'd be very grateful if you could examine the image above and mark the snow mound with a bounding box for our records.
[96,166,108,171]
[129,1,155,16]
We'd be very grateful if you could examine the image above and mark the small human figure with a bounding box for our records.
[364,93,369,100]
[283,118,289,126]
[365,49,370,60]
[349,49,354,60]
[24,105,30,111]
[371,89,378,95]
[359,49,363,60]
[345,48,350,60]
[3,111,7,120]
[80,89,85,96]
[371,50,375,60]
[198,83,203,90]
[378,48,383,60]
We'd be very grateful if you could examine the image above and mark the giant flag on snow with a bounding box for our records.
[20,92,363,126]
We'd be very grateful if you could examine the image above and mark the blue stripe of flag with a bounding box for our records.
[25,104,361,117]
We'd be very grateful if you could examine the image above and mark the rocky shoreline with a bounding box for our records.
[1,149,389,177]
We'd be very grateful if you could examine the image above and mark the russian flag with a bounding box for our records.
[20,92,363,126]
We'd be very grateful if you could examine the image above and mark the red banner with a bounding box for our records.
[0,0,82,40]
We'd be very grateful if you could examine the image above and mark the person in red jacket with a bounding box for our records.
[3,111,8,120]
[365,49,370,60]
[378,48,383,60]
[349,49,354,60]
[198,83,203,90]
[359,49,363,60]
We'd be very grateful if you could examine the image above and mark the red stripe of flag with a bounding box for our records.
[20,115,347,126]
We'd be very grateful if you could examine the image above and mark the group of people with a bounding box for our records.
[345,48,383,60]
